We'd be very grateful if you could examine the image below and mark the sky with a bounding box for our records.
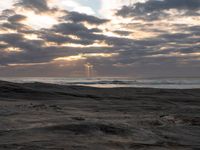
[0,0,199,78]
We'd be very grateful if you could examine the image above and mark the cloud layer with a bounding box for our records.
[117,0,200,20]
[0,0,199,77]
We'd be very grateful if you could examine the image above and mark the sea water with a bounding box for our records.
[1,77,200,89]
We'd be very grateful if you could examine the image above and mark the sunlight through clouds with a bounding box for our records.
[0,0,14,12]
[53,53,119,61]
[21,11,58,29]
[0,0,199,77]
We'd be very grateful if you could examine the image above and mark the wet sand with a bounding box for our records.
[0,80,200,150]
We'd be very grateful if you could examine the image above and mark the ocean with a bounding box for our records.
[1,77,200,89]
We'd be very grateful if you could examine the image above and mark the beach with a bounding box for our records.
[0,80,200,150]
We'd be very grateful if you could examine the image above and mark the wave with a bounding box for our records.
[66,79,200,85]
[1,77,200,89]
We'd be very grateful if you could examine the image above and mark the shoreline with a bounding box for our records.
[0,80,200,149]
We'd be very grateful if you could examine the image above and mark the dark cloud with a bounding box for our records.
[1,9,16,16]
[0,33,24,45]
[1,22,199,71]
[117,0,200,20]
[0,9,16,20]
[0,11,27,31]
[0,33,45,56]
[0,14,27,31]
[1,22,27,31]
[8,14,26,23]
[51,22,106,45]
[53,23,101,35]
[0,0,199,77]
[63,11,109,25]
[40,30,95,45]
[113,30,132,36]
[40,32,73,44]
[15,0,49,12]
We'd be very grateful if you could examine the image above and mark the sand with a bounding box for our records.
[0,80,200,150]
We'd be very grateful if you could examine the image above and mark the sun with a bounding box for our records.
[21,11,58,29]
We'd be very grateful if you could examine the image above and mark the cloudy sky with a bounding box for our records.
[0,0,199,78]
